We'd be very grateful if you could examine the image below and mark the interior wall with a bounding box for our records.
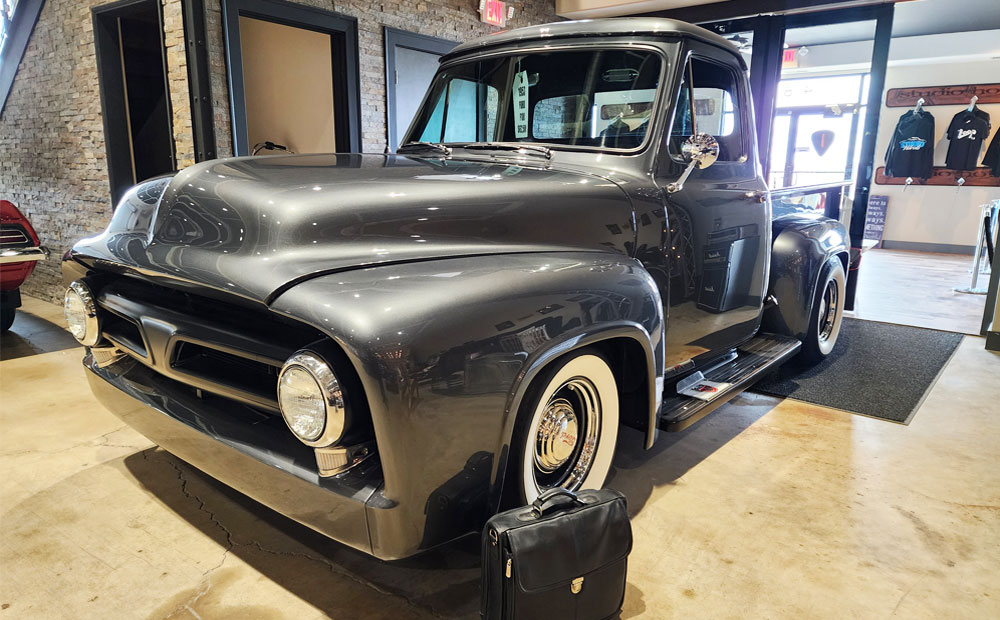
[874,50,1000,252]
[239,17,335,154]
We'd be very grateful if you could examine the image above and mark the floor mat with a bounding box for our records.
[752,318,963,423]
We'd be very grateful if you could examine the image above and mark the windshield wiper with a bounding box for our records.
[397,142,452,156]
[461,142,552,159]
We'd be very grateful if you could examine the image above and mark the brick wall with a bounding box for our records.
[0,0,115,303]
[0,0,559,303]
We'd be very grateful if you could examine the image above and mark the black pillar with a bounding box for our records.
[845,2,894,311]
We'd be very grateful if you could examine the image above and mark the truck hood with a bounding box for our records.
[72,153,633,304]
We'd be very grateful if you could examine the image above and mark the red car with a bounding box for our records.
[1,200,47,331]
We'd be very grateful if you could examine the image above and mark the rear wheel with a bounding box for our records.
[799,257,846,365]
[511,348,619,504]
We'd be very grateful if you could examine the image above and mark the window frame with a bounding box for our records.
[666,51,750,165]
[405,41,674,156]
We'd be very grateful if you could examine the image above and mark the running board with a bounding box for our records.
[658,333,801,432]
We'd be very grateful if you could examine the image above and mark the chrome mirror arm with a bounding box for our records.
[667,132,720,194]
[667,159,700,193]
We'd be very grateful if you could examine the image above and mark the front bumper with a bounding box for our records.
[0,245,48,264]
[85,353,393,557]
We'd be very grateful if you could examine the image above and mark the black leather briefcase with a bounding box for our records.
[481,488,632,620]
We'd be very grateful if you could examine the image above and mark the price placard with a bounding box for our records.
[513,70,528,138]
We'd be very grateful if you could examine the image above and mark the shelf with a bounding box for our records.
[886,83,1000,107]
[875,167,1000,187]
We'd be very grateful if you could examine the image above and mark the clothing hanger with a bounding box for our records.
[967,95,979,112]
[914,98,925,114]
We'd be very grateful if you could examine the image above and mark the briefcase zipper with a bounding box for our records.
[505,558,512,578]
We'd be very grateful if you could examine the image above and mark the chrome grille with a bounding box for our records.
[0,225,31,248]
[94,277,324,413]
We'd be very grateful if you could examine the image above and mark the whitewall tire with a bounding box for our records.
[800,257,846,364]
[514,349,619,504]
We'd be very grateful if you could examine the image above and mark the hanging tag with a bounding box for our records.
[513,70,529,139]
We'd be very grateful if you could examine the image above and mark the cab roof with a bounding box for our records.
[444,17,740,62]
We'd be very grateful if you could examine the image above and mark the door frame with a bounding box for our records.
[699,15,785,174]
[92,0,176,205]
[383,27,457,151]
[221,0,361,155]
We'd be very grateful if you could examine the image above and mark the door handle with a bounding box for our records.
[744,191,766,203]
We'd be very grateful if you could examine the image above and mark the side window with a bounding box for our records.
[417,78,498,143]
[670,57,744,161]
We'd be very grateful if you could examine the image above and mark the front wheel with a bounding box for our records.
[799,257,846,365]
[511,348,619,504]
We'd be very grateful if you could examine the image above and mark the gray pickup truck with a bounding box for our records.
[63,17,849,560]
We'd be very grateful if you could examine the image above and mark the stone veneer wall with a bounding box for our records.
[0,0,559,303]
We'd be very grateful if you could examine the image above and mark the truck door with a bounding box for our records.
[655,46,769,371]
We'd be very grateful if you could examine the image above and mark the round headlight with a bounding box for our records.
[64,280,101,346]
[277,351,346,447]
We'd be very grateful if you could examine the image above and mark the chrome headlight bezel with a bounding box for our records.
[64,280,101,346]
[277,351,346,448]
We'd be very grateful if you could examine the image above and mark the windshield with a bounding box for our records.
[404,48,665,152]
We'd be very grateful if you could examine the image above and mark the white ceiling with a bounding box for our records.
[778,0,1000,47]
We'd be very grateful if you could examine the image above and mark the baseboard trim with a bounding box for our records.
[880,241,976,255]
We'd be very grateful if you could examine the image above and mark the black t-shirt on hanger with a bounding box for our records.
[945,107,990,170]
[982,128,1000,177]
[885,109,935,179]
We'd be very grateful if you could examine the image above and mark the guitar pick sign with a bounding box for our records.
[811,130,835,156]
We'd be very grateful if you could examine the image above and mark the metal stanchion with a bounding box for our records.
[956,199,999,295]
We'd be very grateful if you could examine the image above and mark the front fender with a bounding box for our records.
[763,213,849,341]
[269,251,663,557]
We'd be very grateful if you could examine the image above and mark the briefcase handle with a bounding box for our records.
[530,488,584,517]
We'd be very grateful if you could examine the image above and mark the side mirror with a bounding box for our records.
[667,133,720,193]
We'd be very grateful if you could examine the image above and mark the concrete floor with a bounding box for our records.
[853,249,988,335]
[2,296,999,619]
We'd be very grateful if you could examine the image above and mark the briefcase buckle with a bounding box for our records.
[571,577,584,594]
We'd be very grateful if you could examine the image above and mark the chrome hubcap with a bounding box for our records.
[532,377,601,491]
[818,280,839,342]
[534,398,579,473]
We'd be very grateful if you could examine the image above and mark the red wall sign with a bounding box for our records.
[480,0,506,27]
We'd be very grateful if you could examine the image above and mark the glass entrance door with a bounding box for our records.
[701,11,882,197]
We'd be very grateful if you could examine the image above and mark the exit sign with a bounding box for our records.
[479,0,512,27]
[782,48,798,68]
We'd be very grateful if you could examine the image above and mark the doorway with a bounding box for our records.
[221,0,360,155]
[240,17,336,154]
[93,0,176,204]
[384,28,457,151]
